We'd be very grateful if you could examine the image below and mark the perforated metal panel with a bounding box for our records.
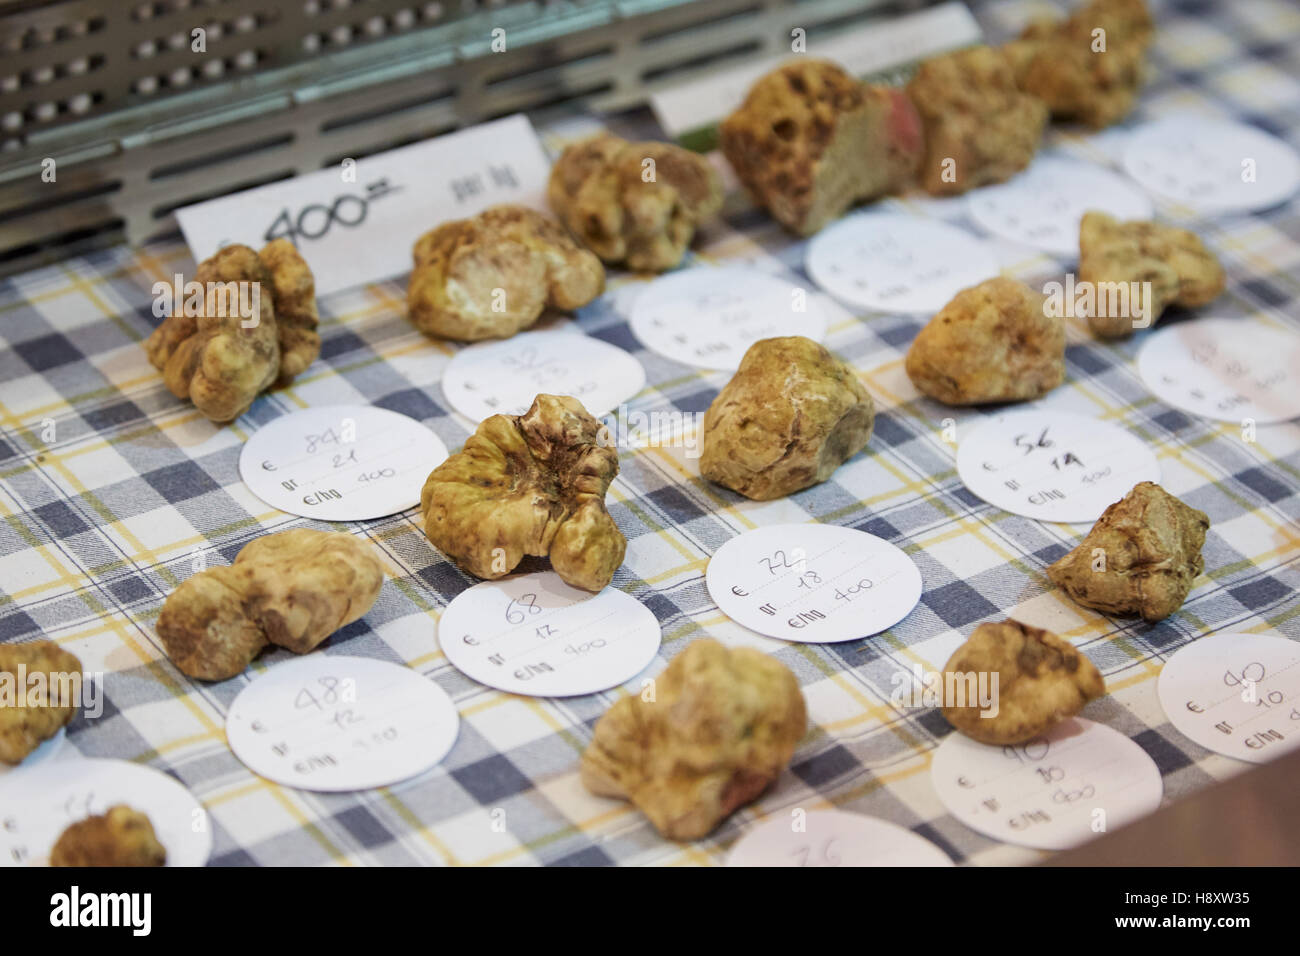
[0,0,928,274]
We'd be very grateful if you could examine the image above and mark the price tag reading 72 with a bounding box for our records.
[263,179,401,244]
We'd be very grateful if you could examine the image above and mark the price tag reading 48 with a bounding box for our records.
[707,524,922,644]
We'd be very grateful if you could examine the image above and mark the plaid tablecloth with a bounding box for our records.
[1,0,1297,867]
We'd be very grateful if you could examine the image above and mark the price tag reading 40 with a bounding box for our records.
[438,572,662,697]
[239,404,448,521]
[707,524,922,644]
[226,655,460,792]
[956,410,1160,524]
[930,718,1163,851]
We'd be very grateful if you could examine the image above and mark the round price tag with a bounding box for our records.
[726,809,953,867]
[930,718,1163,851]
[239,404,448,521]
[804,212,999,314]
[442,329,646,422]
[966,156,1153,257]
[706,523,922,644]
[1122,116,1300,213]
[628,265,828,370]
[226,655,459,792]
[1157,633,1300,764]
[956,410,1161,523]
[0,757,212,867]
[437,571,662,697]
[1137,318,1300,424]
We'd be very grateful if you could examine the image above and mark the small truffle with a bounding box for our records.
[1004,0,1153,129]
[548,133,723,272]
[941,619,1105,745]
[145,241,320,423]
[720,59,924,235]
[1078,211,1225,339]
[50,805,167,867]
[905,277,1064,405]
[420,394,625,592]
[1047,481,1209,622]
[0,640,82,764]
[700,336,874,500]
[406,204,605,341]
[581,638,807,841]
[907,45,1048,196]
[156,528,385,681]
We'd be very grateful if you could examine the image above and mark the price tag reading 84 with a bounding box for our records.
[1157,633,1300,764]
[239,404,448,521]
[726,810,953,867]
[226,655,460,792]
[966,156,1153,257]
[805,212,999,314]
[629,266,828,370]
[442,329,647,422]
[437,572,662,697]
[1137,318,1300,424]
[930,718,1163,851]
[706,524,922,644]
[956,410,1160,524]
[0,758,212,867]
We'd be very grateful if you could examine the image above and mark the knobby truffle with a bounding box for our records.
[406,204,605,341]
[420,394,626,592]
[905,277,1065,405]
[700,336,875,500]
[720,59,923,235]
[156,528,385,681]
[941,619,1105,745]
[0,639,82,764]
[50,805,167,867]
[581,638,807,841]
[548,133,723,272]
[1047,481,1210,622]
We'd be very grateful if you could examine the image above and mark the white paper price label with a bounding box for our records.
[442,329,647,421]
[805,212,999,314]
[226,655,460,792]
[0,757,212,867]
[437,571,662,697]
[628,266,828,370]
[1137,318,1300,424]
[956,410,1161,523]
[1122,116,1300,213]
[966,156,1153,257]
[930,718,1163,851]
[726,809,953,867]
[176,114,552,295]
[239,404,447,521]
[1158,633,1300,764]
[706,524,922,644]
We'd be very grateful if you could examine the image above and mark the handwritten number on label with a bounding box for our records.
[505,592,542,625]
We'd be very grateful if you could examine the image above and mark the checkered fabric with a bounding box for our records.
[1,0,1297,867]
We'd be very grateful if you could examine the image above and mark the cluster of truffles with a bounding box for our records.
[156,528,385,680]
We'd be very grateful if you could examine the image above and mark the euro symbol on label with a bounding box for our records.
[262,460,276,471]
[731,586,748,597]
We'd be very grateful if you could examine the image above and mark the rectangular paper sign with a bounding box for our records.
[175,113,552,296]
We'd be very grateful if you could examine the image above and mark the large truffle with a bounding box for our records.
[581,638,807,841]
[145,240,320,423]
[1078,211,1225,339]
[420,394,625,592]
[0,640,82,764]
[905,277,1064,405]
[700,336,874,500]
[719,59,923,235]
[548,133,723,272]
[1047,481,1209,622]
[907,46,1048,196]
[941,619,1105,745]
[156,528,385,681]
[406,204,605,341]
[1004,0,1153,129]
[50,805,167,867]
